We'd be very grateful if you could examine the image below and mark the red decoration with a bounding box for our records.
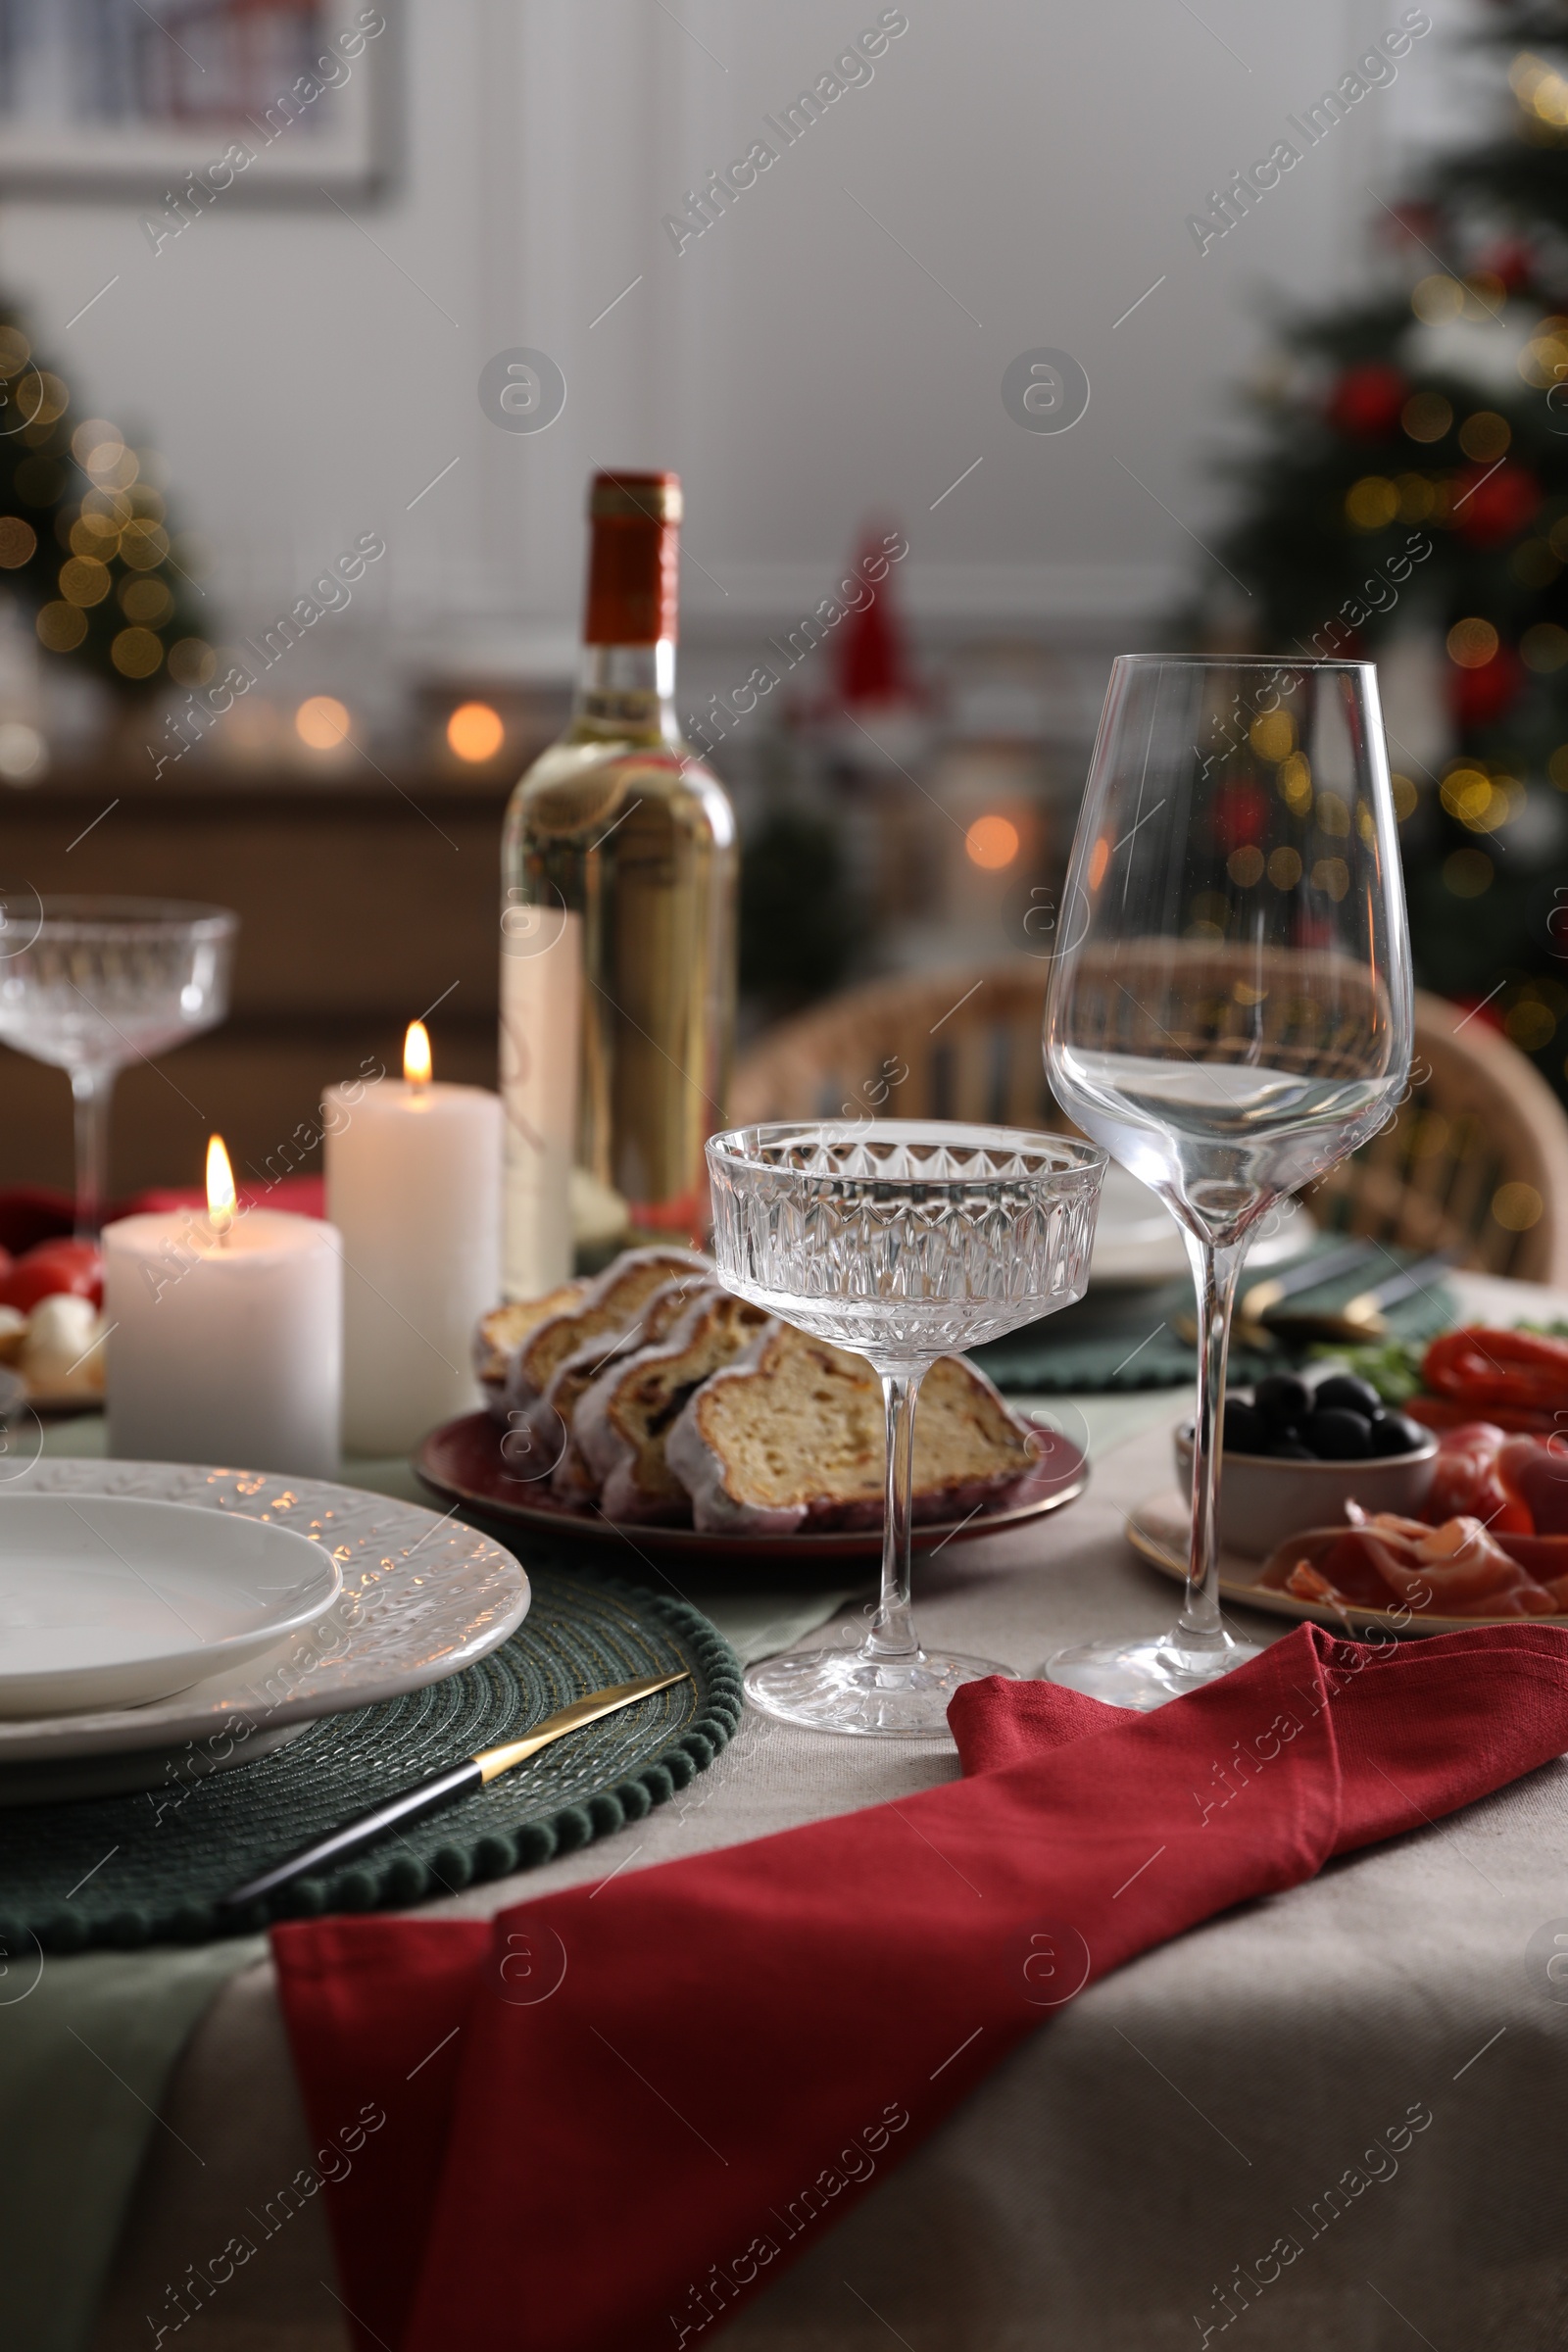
[1211,777,1267,849]
[836,529,916,707]
[1473,236,1534,293]
[1447,640,1524,727]
[1327,363,1408,439]
[0,1177,324,1256]
[1454,463,1542,546]
[0,1239,102,1313]
[1449,992,1508,1035]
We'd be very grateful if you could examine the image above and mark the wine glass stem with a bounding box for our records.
[864,1371,922,1665]
[1179,1233,1245,1646]
[70,1065,114,1239]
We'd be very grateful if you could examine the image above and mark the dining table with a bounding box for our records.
[7,1265,1564,2352]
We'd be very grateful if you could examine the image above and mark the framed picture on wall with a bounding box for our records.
[0,0,394,197]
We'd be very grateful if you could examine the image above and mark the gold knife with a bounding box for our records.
[218,1670,690,1914]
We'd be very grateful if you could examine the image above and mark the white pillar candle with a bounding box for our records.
[324,1025,503,1454]
[105,1197,343,1480]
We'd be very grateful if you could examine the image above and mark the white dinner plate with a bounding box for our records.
[0,1461,530,1764]
[1090,1165,1313,1288]
[0,1494,341,1717]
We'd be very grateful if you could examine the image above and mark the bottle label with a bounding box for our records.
[500,899,582,1298]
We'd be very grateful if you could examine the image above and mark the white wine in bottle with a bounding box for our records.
[500,471,737,1295]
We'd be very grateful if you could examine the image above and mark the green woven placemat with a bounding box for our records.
[972,1242,1457,1394]
[0,1569,740,1953]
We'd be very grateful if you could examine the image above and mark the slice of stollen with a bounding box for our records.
[473,1283,588,1424]
[575,1288,774,1523]
[543,1273,713,1506]
[502,1246,712,1417]
[666,1324,1040,1535]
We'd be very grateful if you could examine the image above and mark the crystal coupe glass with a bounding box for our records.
[0,897,237,1235]
[707,1119,1105,1737]
[1043,657,1412,1708]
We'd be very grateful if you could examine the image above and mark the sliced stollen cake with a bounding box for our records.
[502,1246,712,1417]
[574,1288,774,1523]
[665,1324,1040,1535]
[541,1273,714,1505]
[473,1284,587,1423]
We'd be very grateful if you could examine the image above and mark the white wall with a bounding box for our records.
[0,0,1480,699]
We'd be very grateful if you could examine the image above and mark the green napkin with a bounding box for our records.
[972,1243,1457,1395]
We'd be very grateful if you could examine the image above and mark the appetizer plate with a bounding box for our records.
[416,1410,1089,1563]
[1090,1166,1312,1288]
[1127,1489,1568,1638]
[1170,1420,1438,1558]
[0,1461,529,1769]
[0,1494,341,1717]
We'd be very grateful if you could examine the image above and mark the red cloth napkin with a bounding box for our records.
[273,1623,1568,2352]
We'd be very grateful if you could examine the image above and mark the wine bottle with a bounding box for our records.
[500,471,737,1296]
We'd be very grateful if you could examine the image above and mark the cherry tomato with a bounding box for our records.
[2,1238,103,1312]
[1422,1326,1568,1412]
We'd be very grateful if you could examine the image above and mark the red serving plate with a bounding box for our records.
[415,1410,1088,1565]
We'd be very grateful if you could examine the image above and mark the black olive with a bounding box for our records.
[1267,1439,1316,1460]
[1299,1406,1374,1459]
[1222,1400,1269,1454]
[1369,1412,1429,1456]
[1314,1373,1385,1417]
[1254,1373,1312,1430]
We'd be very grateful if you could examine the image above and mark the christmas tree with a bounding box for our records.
[0,308,205,695]
[1196,0,1568,1101]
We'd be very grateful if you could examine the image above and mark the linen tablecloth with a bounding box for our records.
[79,1271,1568,2351]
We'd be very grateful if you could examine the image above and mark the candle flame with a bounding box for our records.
[404,1020,432,1088]
[206,1134,236,1238]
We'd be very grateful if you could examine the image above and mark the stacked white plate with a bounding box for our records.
[0,1494,342,1717]
[0,1462,529,1800]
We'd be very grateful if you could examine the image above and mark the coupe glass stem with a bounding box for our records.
[865,1371,922,1666]
[1178,1230,1245,1646]
[71,1065,115,1239]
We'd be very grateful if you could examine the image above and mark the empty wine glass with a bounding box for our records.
[1043,657,1412,1708]
[708,1119,1105,1737]
[0,896,237,1235]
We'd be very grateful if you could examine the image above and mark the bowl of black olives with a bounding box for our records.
[1173,1372,1439,1557]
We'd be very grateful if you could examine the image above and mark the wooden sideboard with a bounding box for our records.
[0,767,514,1197]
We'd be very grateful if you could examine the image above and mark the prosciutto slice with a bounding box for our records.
[1497,1435,1568,1536]
[1272,1512,1560,1618]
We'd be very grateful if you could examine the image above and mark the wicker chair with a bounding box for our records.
[732,960,1568,1286]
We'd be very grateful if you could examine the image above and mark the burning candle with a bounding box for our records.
[104,1137,343,1477]
[324,1023,503,1453]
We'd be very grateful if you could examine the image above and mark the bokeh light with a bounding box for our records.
[447,700,505,761]
[0,722,45,780]
[59,556,111,607]
[119,576,173,625]
[296,695,351,750]
[965,813,1020,870]
[36,602,86,652]
[168,638,217,686]
[110,626,163,678]
[1446,617,1499,668]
